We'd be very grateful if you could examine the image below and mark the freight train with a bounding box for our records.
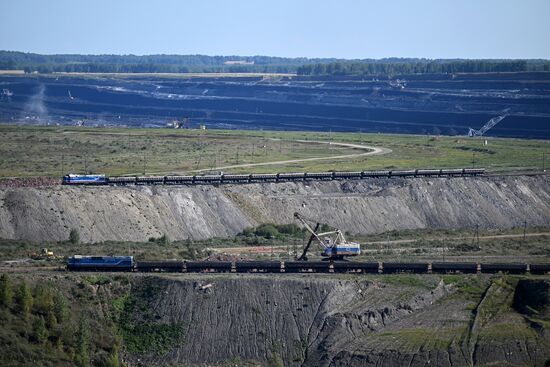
[66,256,550,275]
[62,168,485,186]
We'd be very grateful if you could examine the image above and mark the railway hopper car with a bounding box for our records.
[193,175,222,184]
[333,171,362,179]
[431,262,478,274]
[250,173,278,182]
[415,169,441,177]
[235,261,282,273]
[136,176,165,185]
[185,261,232,272]
[465,168,485,176]
[332,261,380,273]
[283,261,329,273]
[362,170,390,178]
[529,264,550,275]
[440,169,465,176]
[382,262,430,273]
[222,174,251,183]
[277,172,306,181]
[165,176,194,184]
[480,263,528,274]
[305,172,334,180]
[67,255,134,271]
[107,176,137,185]
[136,260,184,272]
[391,170,417,177]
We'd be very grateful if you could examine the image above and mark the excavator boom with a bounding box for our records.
[293,212,361,260]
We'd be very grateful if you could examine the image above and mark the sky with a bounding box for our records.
[1,0,549,59]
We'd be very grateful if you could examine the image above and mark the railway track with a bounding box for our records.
[63,168,485,186]
[68,259,550,275]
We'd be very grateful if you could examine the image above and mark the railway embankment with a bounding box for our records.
[0,174,548,242]
[3,271,548,366]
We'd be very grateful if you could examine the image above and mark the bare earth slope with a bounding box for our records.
[0,175,548,242]
[125,275,550,367]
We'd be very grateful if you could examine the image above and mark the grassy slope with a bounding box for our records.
[0,124,547,177]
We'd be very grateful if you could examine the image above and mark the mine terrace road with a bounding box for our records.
[193,139,392,173]
[211,232,550,255]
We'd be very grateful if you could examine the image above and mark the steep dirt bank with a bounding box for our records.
[1,271,549,367]
[122,275,550,366]
[0,175,548,242]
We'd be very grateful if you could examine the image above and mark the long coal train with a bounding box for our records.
[66,256,550,275]
[62,168,485,186]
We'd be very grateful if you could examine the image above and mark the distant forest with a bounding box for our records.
[296,60,550,76]
[1,51,549,75]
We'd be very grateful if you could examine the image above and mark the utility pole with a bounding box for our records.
[143,151,146,175]
[195,154,202,170]
[472,224,480,246]
[385,223,390,250]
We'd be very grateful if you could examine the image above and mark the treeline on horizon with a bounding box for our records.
[296,60,550,75]
[1,51,549,75]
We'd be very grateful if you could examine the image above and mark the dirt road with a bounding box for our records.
[194,139,391,172]
[211,232,550,255]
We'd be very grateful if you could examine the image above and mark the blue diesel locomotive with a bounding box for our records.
[63,174,107,185]
[67,255,134,271]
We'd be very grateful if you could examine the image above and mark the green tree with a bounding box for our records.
[75,316,90,367]
[34,284,55,315]
[46,310,57,329]
[53,291,69,323]
[0,273,13,307]
[255,224,280,239]
[70,229,80,245]
[16,282,33,320]
[159,233,170,246]
[32,315,48,344]
[107,344,120,367]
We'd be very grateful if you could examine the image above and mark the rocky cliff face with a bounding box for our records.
[123,275,550,367]
[0,175,548,242]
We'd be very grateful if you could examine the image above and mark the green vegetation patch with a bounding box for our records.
[116,278,183,355]
[377,327,456,350]
[121,321,183,355]
[476,277,518,325]
[442,275,488,301]
[479,322,538,342]
[0,273,123,367]
[83,274,111,286]
[378,274,433,289]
